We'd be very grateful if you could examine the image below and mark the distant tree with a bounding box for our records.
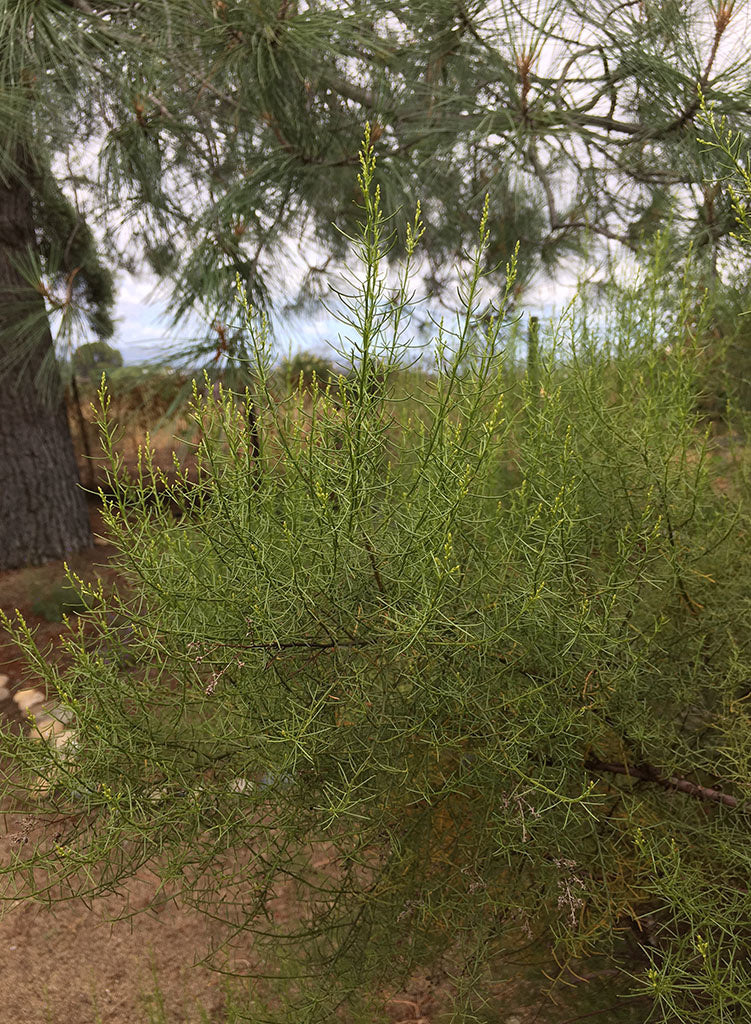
[71,341,124,379]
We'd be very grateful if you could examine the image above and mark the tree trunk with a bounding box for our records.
[0,159,92,571]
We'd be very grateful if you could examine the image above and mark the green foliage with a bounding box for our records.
[6,0,751,364]
[693,282,751,417]
[71,340,123,379]
[30,581,90,622]
[1,134,750,1024]
[699,93,751,249]
[273,350,339,394]
[32,162,116,341]
[698,95,751,416]
[0,8,117,380]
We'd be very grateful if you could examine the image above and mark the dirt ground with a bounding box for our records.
[0,502,234,1024]
[0,876,231,1024]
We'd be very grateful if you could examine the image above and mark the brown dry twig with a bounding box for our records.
[585,756,742,809]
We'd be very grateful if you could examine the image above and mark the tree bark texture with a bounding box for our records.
[0,158,92,571]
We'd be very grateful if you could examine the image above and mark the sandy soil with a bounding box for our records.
[0,502,233,1024]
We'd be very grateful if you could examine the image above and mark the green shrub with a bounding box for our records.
[30,581,90,622]
[2,130,750,1024]
[71,340,124,378]
[273,350,339,394]
[699,98,751,420]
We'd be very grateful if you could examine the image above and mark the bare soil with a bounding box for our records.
[0,501,235,1024]
[0,874,230,1024]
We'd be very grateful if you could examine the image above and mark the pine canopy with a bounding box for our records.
[2,0,749,353]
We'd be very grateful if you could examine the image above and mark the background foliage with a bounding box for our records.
[4,1,751,378]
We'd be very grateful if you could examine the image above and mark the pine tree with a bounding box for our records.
[2,1,749,569]
[0,1,117,569]
[104,0,748,321]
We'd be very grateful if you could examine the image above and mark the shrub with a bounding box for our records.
[71,340,124,378]
[699,98,751,420]
[1,129,750,1024]
[273,350,339,394]
[30,581,90,623]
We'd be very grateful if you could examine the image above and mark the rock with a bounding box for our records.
[29,716,67,742]
[258,771,295,789]
[53,729,77,752]
[229,777,254,794]
[0,683,10,702]
[28,777,52,801]
[44,705,76,726]
[12,688,45,712]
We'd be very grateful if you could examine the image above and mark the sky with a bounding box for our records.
[112,272,345,364]
[111,267,579,366]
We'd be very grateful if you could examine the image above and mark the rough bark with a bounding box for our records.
[0,157,92,571]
